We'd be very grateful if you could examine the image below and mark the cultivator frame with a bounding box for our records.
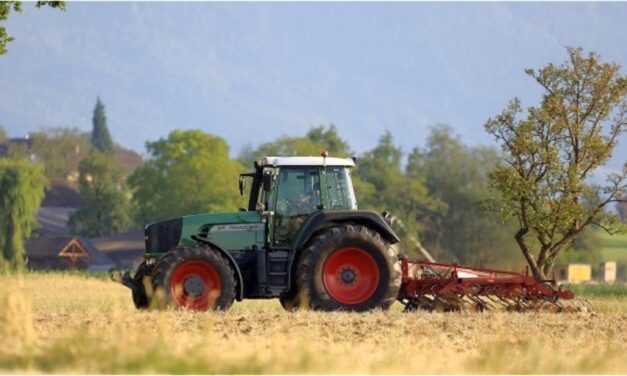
[398,256,592,312]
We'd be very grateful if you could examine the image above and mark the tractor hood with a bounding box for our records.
[145,211,264,253]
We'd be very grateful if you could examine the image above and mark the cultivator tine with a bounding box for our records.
[398,257,594,314]
[579,298,595,313]
[433,295,455,312]
[402,294,592,313]
[477,296,501,311]
[557,297,595,313]
[489,295,513,310]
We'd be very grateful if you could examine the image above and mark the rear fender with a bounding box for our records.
[293,210,401,251]
[283,210,400,294]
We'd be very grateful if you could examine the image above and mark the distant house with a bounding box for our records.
[0,137,34,159]
[25,236,116,271]
[25,181,119,271]
[91,230,145,269]
[41,180,82,208]
[23,173,144,271]
[33,180,80,238]
[34,207,76,237]
[115,147,144,173]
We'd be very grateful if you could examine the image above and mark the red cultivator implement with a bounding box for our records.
[397,256,594,312]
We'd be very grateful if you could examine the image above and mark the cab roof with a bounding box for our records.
[257,156,355,167]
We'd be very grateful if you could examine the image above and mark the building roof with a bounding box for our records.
[90,230,145,269]
[114,147,144,173]
[41,180,81,208]
[90,230,144,253]
[0,137,33,157]
[24,236,116,268]
[25,236,78,257]
[258,156,355,167]
[35,207,76,236]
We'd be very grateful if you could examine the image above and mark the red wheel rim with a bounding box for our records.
[169,260,221,310]
[323,247,380,305]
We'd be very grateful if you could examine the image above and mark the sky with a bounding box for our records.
[1,2,626,171]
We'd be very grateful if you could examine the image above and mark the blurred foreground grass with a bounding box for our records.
[0,273,625,374]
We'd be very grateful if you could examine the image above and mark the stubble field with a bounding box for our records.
[0,273,625,374]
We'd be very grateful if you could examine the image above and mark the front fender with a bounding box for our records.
[191,235,245,301]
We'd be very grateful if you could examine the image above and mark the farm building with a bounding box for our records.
[23,181,118,271]
[24,236,116,271]
[0,136,34,159]
[91,230,145,269]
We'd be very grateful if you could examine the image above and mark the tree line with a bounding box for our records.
[0,47,625,276]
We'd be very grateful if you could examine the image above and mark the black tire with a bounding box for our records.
[295,224,401,312]
[151,244,236,311]
[132,262,152,309]
[278,290,299,311]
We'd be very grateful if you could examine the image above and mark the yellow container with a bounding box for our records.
[567,264,592,284]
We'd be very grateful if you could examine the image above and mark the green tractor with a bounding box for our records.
[114,154,401,311]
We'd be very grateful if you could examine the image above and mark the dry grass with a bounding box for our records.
[0,273,625,374]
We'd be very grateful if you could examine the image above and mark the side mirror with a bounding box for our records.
[238,176,246,196]
[263,171,273,192]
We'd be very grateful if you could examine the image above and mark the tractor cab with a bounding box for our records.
[239,156,358,248]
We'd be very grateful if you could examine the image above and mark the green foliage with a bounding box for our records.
[68,151,132,237]
[0,124,7,142]
[304,125,351,157]
[407,125,521,267]
[29,127,90,181]
[557,228,602,268]
[354,131,442,250]
[91,98,114,154]
[0,1,65,56]
[128,130,245,223]
[485,47,627,279]
[239,124,351,164]
[568,284,627,298]
[0,159,47,271]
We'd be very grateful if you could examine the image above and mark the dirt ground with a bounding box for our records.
[0,273,625,374]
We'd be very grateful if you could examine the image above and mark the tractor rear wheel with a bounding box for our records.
[295,224,401,311]
[151,244,236,311]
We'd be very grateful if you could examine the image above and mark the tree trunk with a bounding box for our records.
[514,228,546,280]
[541,262,553,280]
[530,261,546,280]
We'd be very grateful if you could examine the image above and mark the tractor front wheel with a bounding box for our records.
[278,290,299,311]
[132,262,152,309]
[295,224,401,311]
[151,244,236,311]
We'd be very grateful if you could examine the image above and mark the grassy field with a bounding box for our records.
[598,230,627,263]
[0,273,626,374]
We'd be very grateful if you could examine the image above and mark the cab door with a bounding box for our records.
[269,167,322,248]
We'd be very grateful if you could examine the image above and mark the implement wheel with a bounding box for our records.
[151,244,236,311]
[295,224,401,311]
